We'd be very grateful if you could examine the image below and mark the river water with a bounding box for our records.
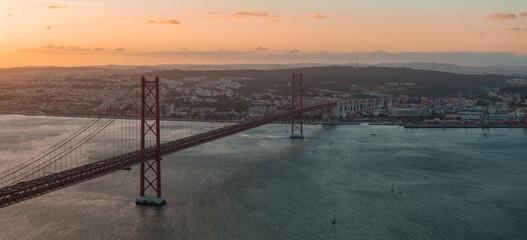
[0,115,526,239]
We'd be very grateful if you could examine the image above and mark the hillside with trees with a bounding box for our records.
[153,66,511,97]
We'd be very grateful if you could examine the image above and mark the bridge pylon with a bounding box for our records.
[136,76,166,205]
[290,73,304,138]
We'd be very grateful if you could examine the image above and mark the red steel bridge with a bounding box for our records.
[0,73,336,208]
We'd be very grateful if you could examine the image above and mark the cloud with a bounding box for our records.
[520,11,527,17]
[288,49,301,54]
[489,13,517,19]
[201,11,228,19]
[178,47,188,50]
[6,14,12,17]
[131,50,527,67]
[311,14,326,19]
[35,0,117,7]
[475,30,490,35]
[233,10,267,17]
[232,9,277,20]
[48,5,68,9]
[144,19,181,25]
[19,44,127,54]
[202,11,220,15]
[115,16,127,20]
[185,10,192,15]
[210,15,226,19]
[255,46,269,51]
[42,44,92,52]
[503,27,525,31]
[209,15,227,19]
[20,47,527,67]
[33,26,52,30]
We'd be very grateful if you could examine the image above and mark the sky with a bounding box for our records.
[1,0,527,67]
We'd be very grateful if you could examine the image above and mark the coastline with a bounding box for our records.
[404,125,526,129]
[2,112,526,128]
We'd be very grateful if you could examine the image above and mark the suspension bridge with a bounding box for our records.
[0,73,336,208]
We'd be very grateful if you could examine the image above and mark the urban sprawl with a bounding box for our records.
[1,68,526,128]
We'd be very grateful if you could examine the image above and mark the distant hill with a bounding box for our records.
[4,62,526,76]
[0,66,109,74]
[0,64,514,97]
[154,66,511,97]
[374,63,527,77]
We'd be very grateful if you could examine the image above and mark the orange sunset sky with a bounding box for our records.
[1,0,526,67]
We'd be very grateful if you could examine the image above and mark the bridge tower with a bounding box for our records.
[136,76,166,205]
[484,103,490,127]
[290,73,304,138]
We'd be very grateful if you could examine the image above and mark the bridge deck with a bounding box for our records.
[0,102,336,208]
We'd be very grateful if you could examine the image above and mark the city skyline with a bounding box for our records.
[1,0,527,67]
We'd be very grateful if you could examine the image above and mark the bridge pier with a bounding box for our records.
[136,196,166,205]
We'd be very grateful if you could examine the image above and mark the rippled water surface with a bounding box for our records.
[0,115,526,239]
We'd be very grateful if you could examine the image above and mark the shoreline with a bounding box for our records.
[404,125,526,129]
[1,112,526,128]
